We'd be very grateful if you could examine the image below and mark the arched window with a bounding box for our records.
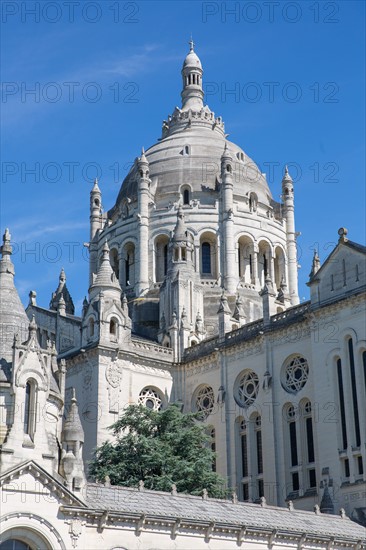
[109,248,119,280]
[109,318,118,338]
[155,235,169,282]
[284,404,300,493]
[183,188,190,204]
[201,242,211,274]
[240,419,249,500]
[210,428,216,471]
[348,338,361,447]
[123,243,135,287]
[88,317,94,338]
[336,357,347,450]
[255,415,263,496]
[238,236,254,283]
[24,380,37,440]
[302,401,316,488]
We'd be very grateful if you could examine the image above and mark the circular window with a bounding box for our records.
[138,388,162,411]
[282,356,309,394]
[235,371,259,407]
[194,386,215,418]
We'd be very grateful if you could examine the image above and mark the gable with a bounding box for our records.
[0,460,86,508]
[309,241,366,304]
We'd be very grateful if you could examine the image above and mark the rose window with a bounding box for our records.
[236,371,259,407]
[195,386,215,418]
[283,356,309,393]
[138,388,162,411]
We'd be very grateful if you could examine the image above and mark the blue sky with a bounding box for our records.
[1,0,365,313]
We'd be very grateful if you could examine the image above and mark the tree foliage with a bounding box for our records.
[89,404,227,498]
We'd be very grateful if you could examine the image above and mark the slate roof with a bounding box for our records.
[85,483,366,541]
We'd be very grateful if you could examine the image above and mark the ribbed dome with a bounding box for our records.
[0,229,29,379]
[114,128,272,210]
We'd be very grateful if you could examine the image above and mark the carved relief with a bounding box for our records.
[105,359,123,413]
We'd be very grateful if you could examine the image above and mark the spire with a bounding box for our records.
[181,40,204,111]
[63,389,84,444]
[320,484,334,514]
[139,147,148,165]
[172,206,188,242]
[89,240,121,300]
[0,228,29,367]
[61,388,85,491]
[92,177,101,193]
[282,165,292,184]
[309,249,321,279]
[49,268,75,315]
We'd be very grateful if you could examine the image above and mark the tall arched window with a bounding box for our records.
[348,338,361,447]
[109,248,119,280]
[24,380,37,440]
[240,419,249,501]
[254,415,264,499]
[88,317,95,338]
[183,188,190,204]
[109,318,118,340]
[155,235,169,282]
[201,242,211,274]
[336,357,348,450]
[123,242,135,287]
[302,400,316,488]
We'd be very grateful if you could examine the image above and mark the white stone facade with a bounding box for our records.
[1,44,365,549]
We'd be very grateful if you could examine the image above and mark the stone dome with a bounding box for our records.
[112,42,274,216]
[114,122,272,212]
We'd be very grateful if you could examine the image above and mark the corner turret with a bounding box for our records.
[281,167,299,305]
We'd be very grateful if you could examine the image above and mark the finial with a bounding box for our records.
[287,500,294,511]
[1,228,12,257]
[29,314,37,333]
[338,227,348,242]
[189,35,195,52]
[171,483,177,496]
[59,267,66,282]
[28,290,37,306]
[138,480,145,492]
[202,488,208,500]
[71,387,77,402]
[282,165,293,183]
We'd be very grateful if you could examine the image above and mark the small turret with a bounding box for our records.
[136,148,150,296]
[217,292,232,337]
[309,249,321,279]
[281,166,299,305]
[89,241,121,301]
[320,483,335,515]
[50,268,75,315]
[61,388,85,491]
[260,276,276,326]
[90,178,102,240]
[233,294,246,326]
[181,39,204,111]
[221,144,236,294]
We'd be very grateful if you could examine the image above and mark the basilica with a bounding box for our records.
[0,43,365,549]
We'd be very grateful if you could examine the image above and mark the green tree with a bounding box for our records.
[89,404,227,498]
